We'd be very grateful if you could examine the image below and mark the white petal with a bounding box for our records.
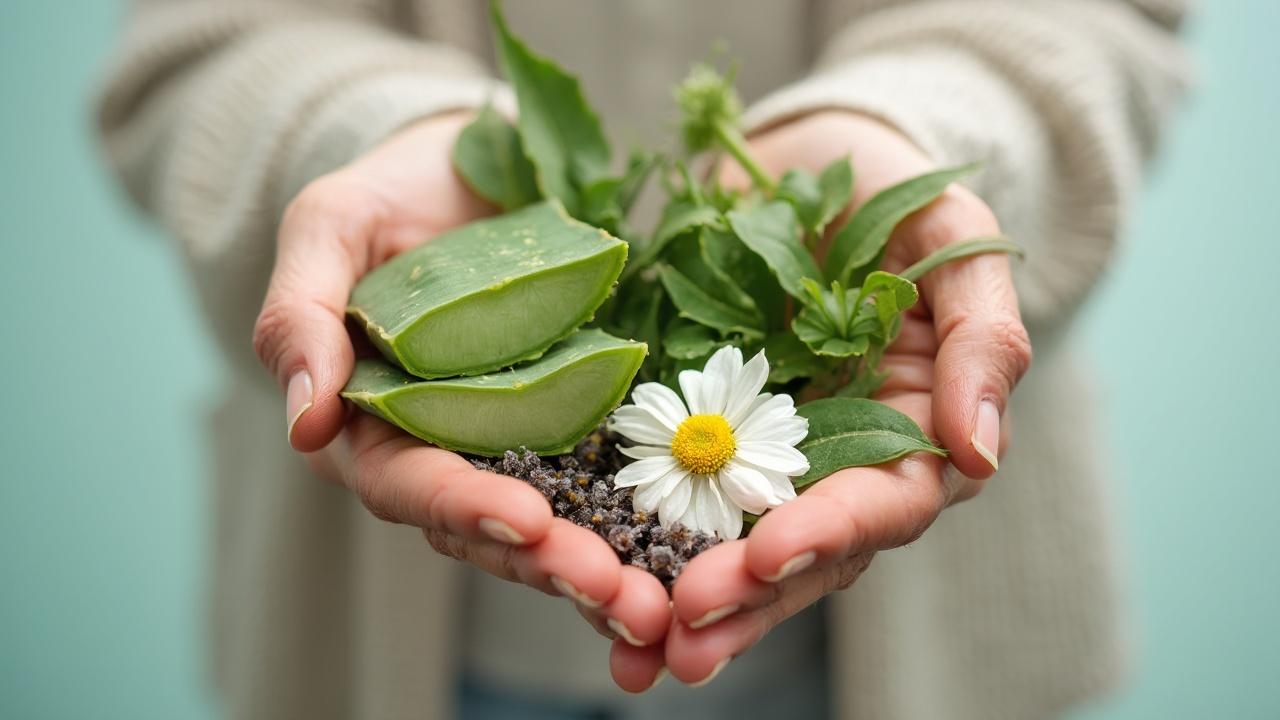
[733,394,799,440]
[630,382,689,431]
[613,456,677,488]
[632,465,688,511]
[678,369,705,415]
[716,461,774,515]
[658,474,693,524]
[710,478,745,540]
[698,346,742,416]
[618,445,670,460]
[737,416,809,446]
[724,351,770,427]
[609,406,675,445]
[735,441,811,476]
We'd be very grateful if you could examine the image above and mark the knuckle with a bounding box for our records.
[424,529,461,560]
[988,314,1034,382]
[251,300,293,376]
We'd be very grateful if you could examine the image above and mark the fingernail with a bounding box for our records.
[689,603,740,630]
[763,550,816,583]
[972,399,1000,471]
[607,617,645,647]
[286,370,313,441]
[551,575,602,608]
[650,667,668,689]
[478,518,526,545]
[689,657,731,688]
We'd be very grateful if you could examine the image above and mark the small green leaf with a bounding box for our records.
[857,271,919,342]
[624,201,722,279]
[899,236,1024,282]
[764,333,833,383]
[666,231,761,319]
[615,150,660,215]
[777,157,853,235]
[490,1,611,215]
[658,265,764,340]
[793,397,946,488]
[452,105,540,212]
[726,201,822,300]
[702,228,786,330]
[664,321,719,359]
[825,164,979,286]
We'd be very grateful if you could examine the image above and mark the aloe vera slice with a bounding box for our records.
[342,329,647,456]
[348,201,627,379]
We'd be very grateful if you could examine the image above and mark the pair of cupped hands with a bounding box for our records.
[254,108,1032,690]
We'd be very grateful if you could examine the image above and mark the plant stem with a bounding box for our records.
[713,118,775,194]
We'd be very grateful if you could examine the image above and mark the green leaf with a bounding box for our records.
[726,201,822,300]
[793,397,946,488]
[763,333,833,383]
[348,201,626,379]
[490,1,610,215]
[666,231,761,319]
[624,201,722,280]
[663,321,719,359]
[343,329,646,456]
[615,150,660,215]
[701,228,786,331]
[825,164,979,286]
[658,264,764,340]
[580,177,624,231]
[857,271,919,342]
[777,157,853,235]
[899,236,1024,282]
[452,104,540,211]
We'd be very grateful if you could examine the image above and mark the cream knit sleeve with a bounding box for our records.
[96,0,498,266]
[746,0,1190,328]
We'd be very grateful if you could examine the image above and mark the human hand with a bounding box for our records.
[251,111,672,661]
[611,110,1032,689]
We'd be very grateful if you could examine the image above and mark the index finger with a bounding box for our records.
[324,412,554,545]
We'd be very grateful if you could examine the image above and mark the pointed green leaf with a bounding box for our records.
[624,201,722,279]
[899,236,1024,282]
[490,1,610,215]
[777,157,853,235]
[664,321,719,359]
[726,201,822,300]
[343,330,646,456]
[348,201,626,379]
[857,271,919,342]
[658,264,764,340]
[452,104,540,211]
[793,397,946,488]
[826,164,979,286]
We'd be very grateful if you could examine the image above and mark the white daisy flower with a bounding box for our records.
[608,345,810,540]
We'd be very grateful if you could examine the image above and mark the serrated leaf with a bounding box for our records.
[778,157,853,236]
[793,397,945,488]
[663,321,719,359]
[658,264,764,340]
[491,1,611,215]
[726,201,822,300]
[825,164,979,286]
[452,105,540,211]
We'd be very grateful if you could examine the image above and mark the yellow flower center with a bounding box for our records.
[670,414,736,475]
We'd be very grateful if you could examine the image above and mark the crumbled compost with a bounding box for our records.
[468,429,720,588]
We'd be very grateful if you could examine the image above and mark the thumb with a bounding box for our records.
[253,178,379,453]
[905,193,1033,480]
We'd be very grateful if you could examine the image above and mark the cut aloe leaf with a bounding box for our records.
[342,329,647,456]
[348,201,627,379]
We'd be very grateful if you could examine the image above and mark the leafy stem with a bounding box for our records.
[713,118,775,194]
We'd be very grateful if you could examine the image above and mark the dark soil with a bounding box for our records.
[468,429,720,589]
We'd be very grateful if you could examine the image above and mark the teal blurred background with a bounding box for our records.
[1,2,1276,718]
